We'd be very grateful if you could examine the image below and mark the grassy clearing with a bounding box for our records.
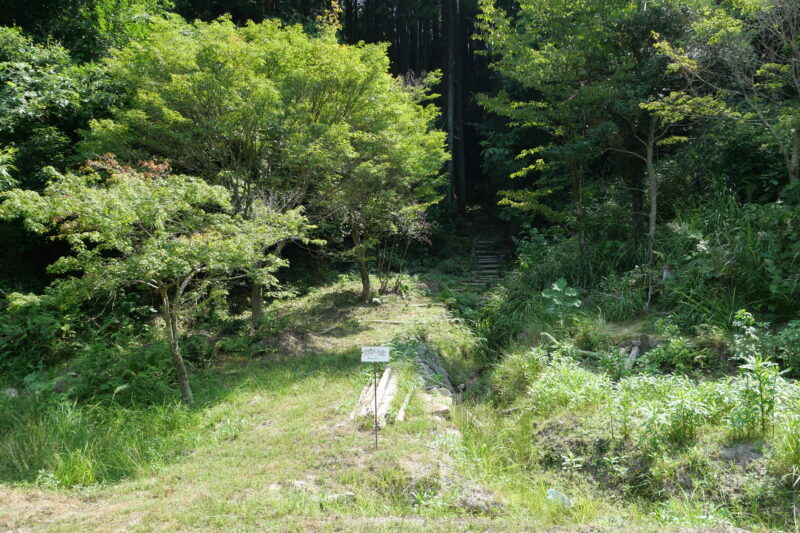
[0,279,510,532]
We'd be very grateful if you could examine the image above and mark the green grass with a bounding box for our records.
[0,398,199,487]
[3,277,798,531]
[454,330,800,532]
[0,279,520,532]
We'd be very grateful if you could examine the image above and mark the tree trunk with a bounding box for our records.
[344,0,356,41]
[160,287,194,406]
[444,0,456,206]
[443,0,467,212]
[399,21,410,74]
[790,128,800,183]
[251,283,264,325]
[357,257,371,302]
[453,0,467,213]
[572,163,587,254]
[645,133,658,264]
[616,149,646,241]
[351,225,371,302]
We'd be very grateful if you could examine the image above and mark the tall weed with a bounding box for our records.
[0,396,198,487]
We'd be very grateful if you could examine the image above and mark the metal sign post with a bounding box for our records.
[361,346,390,450]
[373,362,378,449]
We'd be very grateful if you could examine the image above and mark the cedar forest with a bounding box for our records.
[1,1,800,531]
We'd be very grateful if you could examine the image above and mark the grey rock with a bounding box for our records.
[2,387,18,398]
[640,334,654,353]
[720,442,762,467]
[53,378,73,394]
[458,487,501,514]
[546,488,573,507]
[436,394,453,407]
[427,403,451,419]
[325,491,356,503]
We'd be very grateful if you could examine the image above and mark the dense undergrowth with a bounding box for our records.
[481,190,800,352]
[452,191,800,531]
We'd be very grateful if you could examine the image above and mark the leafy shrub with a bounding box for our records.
[66,341,179,405]
[640,337,698,374]
[773,321,800,377]
[541,278,581,323]
[0,292,78,377]
[638,319,712,374]
[490,347,546,404]
[774,395,800,483]
[641,391,711,448]
[479,228,641,349]
[725,354,784,439]
[660,194,800,325]
[525,353,610,415]
[599,348,632,381]
[592,269,649,321]
[571,315,614,352]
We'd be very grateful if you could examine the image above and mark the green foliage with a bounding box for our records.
[0,160,308,402]
[773,321,800,377]
[0,396,198,486]
[637,319,713,374]
[774,394,800,483]
[660,196,800,325]
[657,0,800,183]
[642,390,711,448]
[0,292,78,377]
[490,347,546,404]
[524,352,610,416]
[480,228,641,348]
[0,145,17,190]
[80,16,446,299]
[640,337,698,375]
[0,27,118,189]
[0,0,172,60]
[0,162,305,296]
[725,313,785,438]
[541,278,581,319]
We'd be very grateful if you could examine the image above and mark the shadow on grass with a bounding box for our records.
[271,286,373,338]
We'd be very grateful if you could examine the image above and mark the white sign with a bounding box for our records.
[361,346,390,363]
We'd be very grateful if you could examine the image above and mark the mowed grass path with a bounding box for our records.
[0,283,511,532]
